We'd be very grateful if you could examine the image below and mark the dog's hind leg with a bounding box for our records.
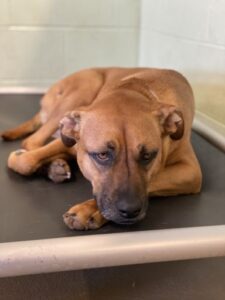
[45,158,72,183]
[21,116,60,150]
[1,113,41,141]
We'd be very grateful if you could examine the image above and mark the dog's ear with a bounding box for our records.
[59,111,81,147]
[154,104,184,140]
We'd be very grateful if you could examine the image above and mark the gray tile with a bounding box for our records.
[141,0,211,42]
[65,29,138,72]
[0,0,10,25]
[208,0,225,45]
[0,29,64,80]
[139,30,225,73]
[10,0,140,27]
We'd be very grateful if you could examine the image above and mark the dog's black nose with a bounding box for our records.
[116,201,142,219]
[119,208,141,219]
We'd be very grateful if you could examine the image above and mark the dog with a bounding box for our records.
[1,67,202,230]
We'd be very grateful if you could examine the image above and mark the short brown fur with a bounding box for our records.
[1,68,202,230]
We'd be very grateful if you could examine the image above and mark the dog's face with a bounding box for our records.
[60,90,184,224]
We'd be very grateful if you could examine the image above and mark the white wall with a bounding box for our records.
[0,0,140,88]
[0,0,225,125]
[139,0,225,125]
[139,0,225,72]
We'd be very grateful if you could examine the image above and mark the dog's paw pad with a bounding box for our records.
[48,158,71,183]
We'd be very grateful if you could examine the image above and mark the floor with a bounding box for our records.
[0,94,225,299]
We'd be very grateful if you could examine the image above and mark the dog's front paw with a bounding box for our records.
[63,199,107,230]
[8,149,38,175]
[48,158,71,183]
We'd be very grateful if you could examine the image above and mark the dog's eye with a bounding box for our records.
[90,151,113,166]
[96,152,110,161]
[139,149,158,165]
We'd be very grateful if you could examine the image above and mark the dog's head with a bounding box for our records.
[59,78,184,224]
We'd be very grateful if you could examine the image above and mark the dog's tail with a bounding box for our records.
[1,112,41,141]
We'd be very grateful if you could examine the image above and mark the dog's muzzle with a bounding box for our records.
[95,194,148,225]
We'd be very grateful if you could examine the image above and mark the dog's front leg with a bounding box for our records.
[7,138,71,176]
[148,159,202,196]
[63,199,107,230]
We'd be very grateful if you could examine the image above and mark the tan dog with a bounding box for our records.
[1,68,202,230]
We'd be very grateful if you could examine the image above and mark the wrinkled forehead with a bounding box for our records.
[81,112,160,152]
[81,114,122,151]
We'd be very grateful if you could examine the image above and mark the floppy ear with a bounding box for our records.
[154,104,184,140]
[59,111,81,147]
